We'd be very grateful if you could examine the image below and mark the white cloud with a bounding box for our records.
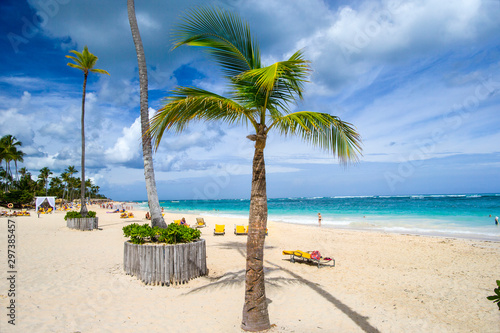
[105,117,142,164]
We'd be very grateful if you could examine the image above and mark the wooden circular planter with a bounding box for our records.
[67,217,99,231]
[123,239,207,286]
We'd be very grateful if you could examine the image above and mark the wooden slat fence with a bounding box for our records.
[67,218,99,231]
[123,239,207,286]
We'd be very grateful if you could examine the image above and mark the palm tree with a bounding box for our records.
[12,149,25,182]
[38,167,53,196]
[127,0,167,228]
[0,135,22,186]
[149,7,362,331]
[66,46,109,217]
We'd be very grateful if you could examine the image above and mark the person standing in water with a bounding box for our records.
[318,213,322,227]
[496,216,498,225]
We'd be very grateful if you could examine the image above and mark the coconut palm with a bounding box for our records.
[149,7,362,331]
[38,167,53,196]
[66,46,109,217]
[12,149,25,182]
[127,0,167,228]
[0,135,22,186]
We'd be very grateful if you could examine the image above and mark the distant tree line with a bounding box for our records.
[0,135,107,207]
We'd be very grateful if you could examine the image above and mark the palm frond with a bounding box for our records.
[269,111,362,163]
[90,68,110,75]
[150,87,256,149]
[233,50,310,116]
[172,7,261,77]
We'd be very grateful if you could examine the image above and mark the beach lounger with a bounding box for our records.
[174,219,181,225]
[214,224,225,235]
[282,250,335,268]
[234,225,248,235]
[195,217,206,228]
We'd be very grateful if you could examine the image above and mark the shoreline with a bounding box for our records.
[126,201,500,243]
[0,204,499,332]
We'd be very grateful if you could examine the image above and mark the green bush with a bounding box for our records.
[1,189,34,205]
[64,211,97,220]
[487,280,500,310]
[123,223,201,245]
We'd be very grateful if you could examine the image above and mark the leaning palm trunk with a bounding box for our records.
[80,73,88,217]
[127,0,166,228]
[242,134,270,331]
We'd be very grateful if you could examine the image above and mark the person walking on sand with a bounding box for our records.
[318,213,322,227]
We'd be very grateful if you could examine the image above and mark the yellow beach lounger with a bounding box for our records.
[195,217,206,228]
[282,250,335,268]
[214,224,225,235]
[174,219,181,225]
[234,225,247,235]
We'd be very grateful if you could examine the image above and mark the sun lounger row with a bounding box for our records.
[212,224,269,236]
[1,210,30,217]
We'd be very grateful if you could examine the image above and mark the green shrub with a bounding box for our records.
[123,223,201,245]
[64,211,97,220]
[487,280,500,310]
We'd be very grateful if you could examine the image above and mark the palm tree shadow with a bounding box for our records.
[184,267,298,295]
[212,240,276,258]
[266,261,381,333]
[192,241,379,332]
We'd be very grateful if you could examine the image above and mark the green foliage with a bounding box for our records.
[64,211,97,220]
[1,189,34,204]
[123,223,201,245]
[487,280,500,310]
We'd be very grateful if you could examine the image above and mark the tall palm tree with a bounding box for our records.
[38,167,53,196]
[150,7,362,331]
[12,149,25,182]
[0,135,22,186]
[127,0,167,228]
[66,46,109,217]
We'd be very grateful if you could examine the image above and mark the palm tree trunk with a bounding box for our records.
[128,0,166,228]
[241,135,270,332]
[80,73,88,217]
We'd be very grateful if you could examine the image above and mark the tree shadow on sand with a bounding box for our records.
[185,241,380,333]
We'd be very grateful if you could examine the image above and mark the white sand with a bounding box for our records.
[0,204,499,332]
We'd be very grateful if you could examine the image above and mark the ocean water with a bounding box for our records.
[137,194,500,241]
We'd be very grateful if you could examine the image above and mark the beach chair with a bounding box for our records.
[195,217,206,228]
[234,225,248,235]
[120,212,128,219]
[174,219,181,225]
[214,224,225,235]
[282,250,335,268]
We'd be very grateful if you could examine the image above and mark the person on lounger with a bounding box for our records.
[180,217,187,226]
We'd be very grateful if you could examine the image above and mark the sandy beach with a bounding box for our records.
[0,204,499,332]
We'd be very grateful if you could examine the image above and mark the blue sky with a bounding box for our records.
[1,0,499,201]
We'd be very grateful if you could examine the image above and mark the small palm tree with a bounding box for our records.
[0,135,22,187]
[66,46,109,217]
[150,7,362,331]
[38,167,53,196]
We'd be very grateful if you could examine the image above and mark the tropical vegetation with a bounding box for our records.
[0,135,107,208]
[487,280,500,310]
[123,223,201,245]
[149,7,362,331]
[66,46,110,217]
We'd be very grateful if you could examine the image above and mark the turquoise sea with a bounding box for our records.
[137,194,500,241]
